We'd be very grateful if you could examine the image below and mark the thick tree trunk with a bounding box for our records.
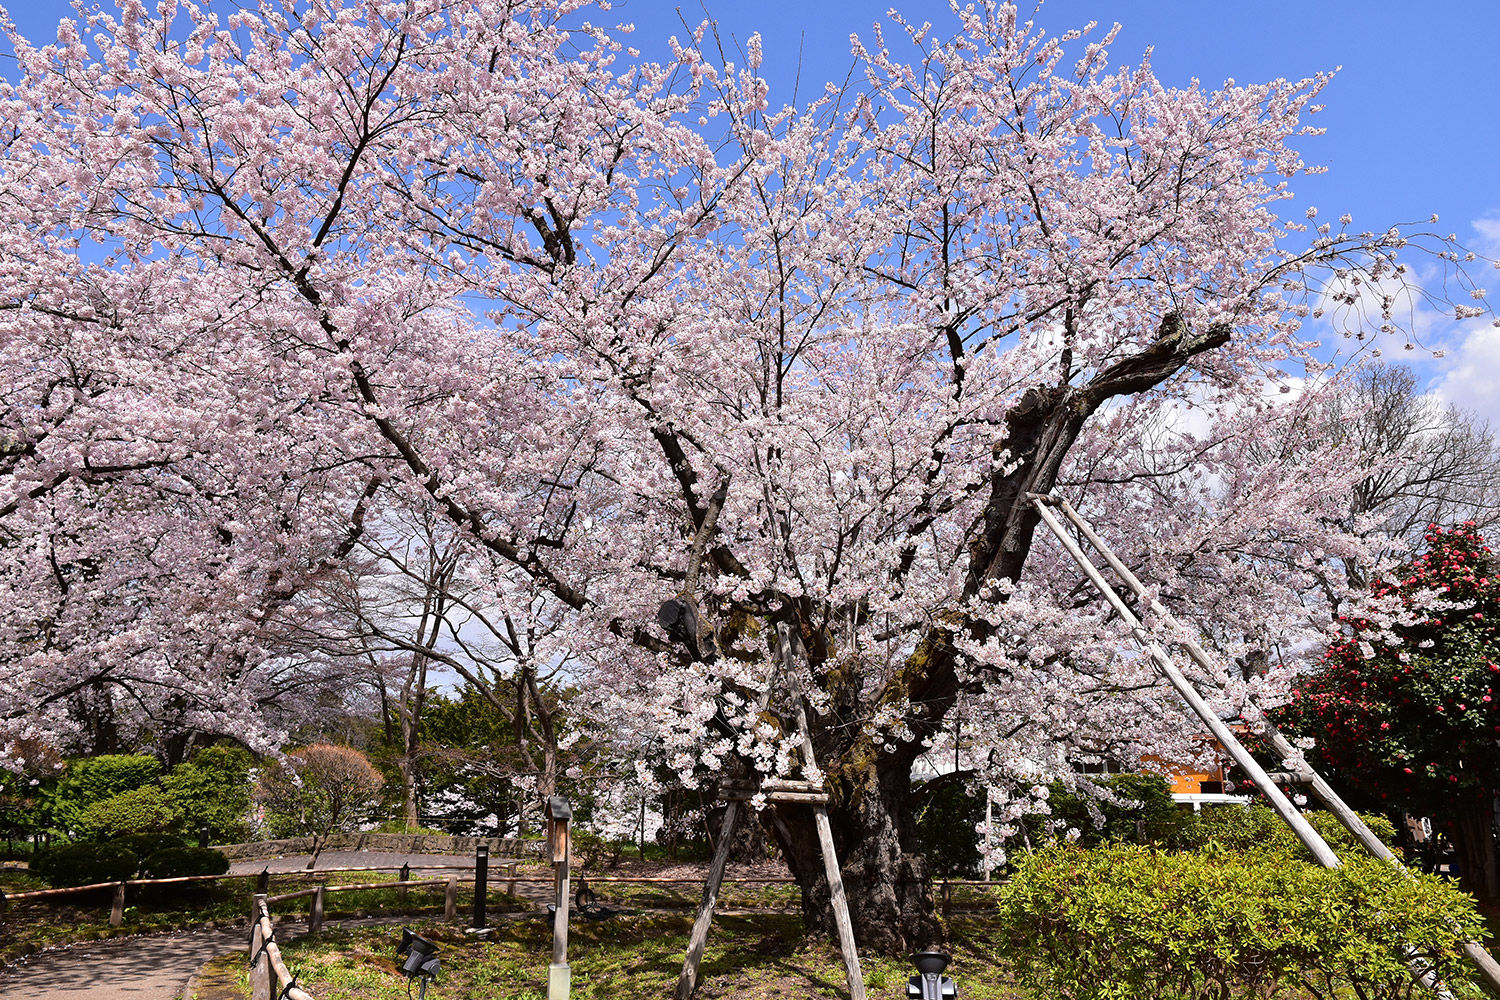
[766,754,941,954]
[1448,796,1499,899]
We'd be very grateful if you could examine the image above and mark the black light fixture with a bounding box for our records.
[396,928,441,999]
[907,950,957,999]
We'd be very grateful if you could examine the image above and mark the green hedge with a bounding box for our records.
[139,846,230,879]
[29,842,140,887]
[999,844,1484,1000]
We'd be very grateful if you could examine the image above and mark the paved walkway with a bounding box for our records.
[227,848,480,874]
[0,917,421,1000]
[0,926,248,1000]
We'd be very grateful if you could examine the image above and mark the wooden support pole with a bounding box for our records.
[779,624,867,1000]
[1030,497,1342,866]
[1035,494,1482,998]
[445,875,459,921]
[676,800,741,1000]
[109,882,126,927]
[398,862,410,905]
[249,895,271,1000]
[308,885,324,934]
[506,861,518,897]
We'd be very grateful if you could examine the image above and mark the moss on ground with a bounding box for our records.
[271,914,1025,1000]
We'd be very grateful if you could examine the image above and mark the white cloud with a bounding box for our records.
[1430,317,1500,427]
[1473,217,1500,256]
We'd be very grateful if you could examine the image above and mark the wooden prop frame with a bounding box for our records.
[1029,492,1500,998]
[675,623,867,1000]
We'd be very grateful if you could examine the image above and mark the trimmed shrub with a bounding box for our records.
[1181,803,1400,859]
[77,785,180,841]
[162,746,253,844]
[113,833,187,870]
[138,846,230,879]
[46,755,162,834]
[999,844,1484,1000]
[29,842,139,887]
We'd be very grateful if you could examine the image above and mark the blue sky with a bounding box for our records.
[5,0,1496,415]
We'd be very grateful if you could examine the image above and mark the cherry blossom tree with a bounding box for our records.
[0,0,1492,951]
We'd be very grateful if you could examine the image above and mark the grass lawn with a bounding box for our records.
[264,914,1024,1000]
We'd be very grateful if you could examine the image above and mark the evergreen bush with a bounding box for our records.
[77,785,180,840]
[999,844,1483,1000]
[29,842,139,887]
[138,846,230,879]
[113,832,187,870]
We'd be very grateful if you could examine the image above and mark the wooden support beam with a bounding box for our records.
[1035,493,1486,999]
[109,882,125,927]
[780,624,867,1000]
[676,799,741,1000]
[308,885,324,933]
[719,789,829,804]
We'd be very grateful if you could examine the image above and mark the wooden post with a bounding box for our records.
[249,895,271,1000]
[676,800,741,1000]
[941,880,951,919]
[444,875,459,921]
[779,624,867,1000]
[109,882,126,927]
[506,861,518,897]
[398,862,410,905]
[548,796,573,1000]
[309,885,324,933]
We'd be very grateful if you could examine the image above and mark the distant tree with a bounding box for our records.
[1278,524,1500,898]
[256,744,384,869]
[1330,364,1500,579]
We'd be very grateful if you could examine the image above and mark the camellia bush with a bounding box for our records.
[1000,844,1485,1000]
[1278,524,1500,897]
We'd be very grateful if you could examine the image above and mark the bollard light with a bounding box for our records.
[397,928,441,1000]
[907,951,957,999]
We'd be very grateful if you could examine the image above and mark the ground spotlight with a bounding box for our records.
[396,928,441,999]
[907,950,957,998]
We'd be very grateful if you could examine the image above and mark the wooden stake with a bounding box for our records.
[444,875,458,921]
[676,800,741,1000]
[780,624,867,1000]
[309,885,324,933]
[109,882,125,927]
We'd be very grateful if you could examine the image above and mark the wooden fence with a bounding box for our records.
[4,858,1007,998]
